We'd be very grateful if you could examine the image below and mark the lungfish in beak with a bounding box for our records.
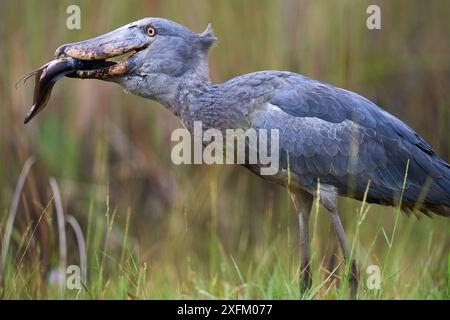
[23,58,82,124]
[21,20,153,123]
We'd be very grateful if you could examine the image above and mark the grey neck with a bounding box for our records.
[132,53,214,119]
[167,61,214,118]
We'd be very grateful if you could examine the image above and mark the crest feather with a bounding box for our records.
[198,23,217,50]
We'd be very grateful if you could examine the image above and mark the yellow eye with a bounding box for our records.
[147,27,156,37]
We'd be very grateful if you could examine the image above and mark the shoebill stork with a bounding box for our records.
[23,17,450,297]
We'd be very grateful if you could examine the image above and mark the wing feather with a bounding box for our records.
[245,73,447,205]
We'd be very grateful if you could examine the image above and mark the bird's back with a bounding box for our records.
[193,71,450,216]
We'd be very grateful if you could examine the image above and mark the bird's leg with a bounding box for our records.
[291,190,314,295]
[319,186,359,298]
[328,210,360,298]
[325,236,340,286]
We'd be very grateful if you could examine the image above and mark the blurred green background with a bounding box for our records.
[0,0,449,299]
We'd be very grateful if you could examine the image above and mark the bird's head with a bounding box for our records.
[23,18,216,123]
[57,17,216,96]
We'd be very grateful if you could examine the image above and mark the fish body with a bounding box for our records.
[23,58,83,124]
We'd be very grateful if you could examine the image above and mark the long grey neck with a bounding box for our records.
[154,56,214,119]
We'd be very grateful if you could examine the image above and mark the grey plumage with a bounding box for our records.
[177,70,450,216]
[31,17,449,297]
[62,17,448,216]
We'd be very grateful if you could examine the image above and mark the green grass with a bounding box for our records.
[0,0,449,299]
[0,160,448,299]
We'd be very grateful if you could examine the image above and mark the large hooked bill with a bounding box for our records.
[20,23,145,124]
